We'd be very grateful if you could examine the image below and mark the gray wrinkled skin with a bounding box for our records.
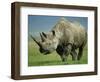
[31,18,87,62]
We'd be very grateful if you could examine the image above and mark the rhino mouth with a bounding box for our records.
[39,48,51,55]
[43,51,50,55]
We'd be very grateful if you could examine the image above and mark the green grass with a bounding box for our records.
[28,41,88,66]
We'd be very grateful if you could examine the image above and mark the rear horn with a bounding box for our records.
[40,33,46,42]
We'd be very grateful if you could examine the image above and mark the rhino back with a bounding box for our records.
[52,19,87,48]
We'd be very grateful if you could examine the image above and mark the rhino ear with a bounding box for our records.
[42,32,47,38]
[52,30,55,36]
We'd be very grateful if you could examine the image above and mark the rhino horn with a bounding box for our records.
[42,32,47,38]
[30,35,41,47]
[40,33,46,42]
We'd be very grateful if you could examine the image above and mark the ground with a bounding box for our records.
[28,41,88,66]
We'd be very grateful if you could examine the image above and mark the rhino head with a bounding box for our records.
[31,30,59,55]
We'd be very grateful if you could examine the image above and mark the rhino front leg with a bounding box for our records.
[56,45,66,62]
[61,44,72,62]
[60,54,67,62]
[70,50,77,61]
[56,44,72,62]
[56,46,68,62]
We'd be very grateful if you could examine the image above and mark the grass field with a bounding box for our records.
[28,41,88,66]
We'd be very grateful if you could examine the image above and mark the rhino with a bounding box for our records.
[31,18,87,62]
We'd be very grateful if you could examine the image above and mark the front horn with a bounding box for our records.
[30,35,41,47]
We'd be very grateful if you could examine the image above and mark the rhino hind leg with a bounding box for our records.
[77,46,84,60]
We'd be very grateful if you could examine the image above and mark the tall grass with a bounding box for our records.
[28,41,88,66]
